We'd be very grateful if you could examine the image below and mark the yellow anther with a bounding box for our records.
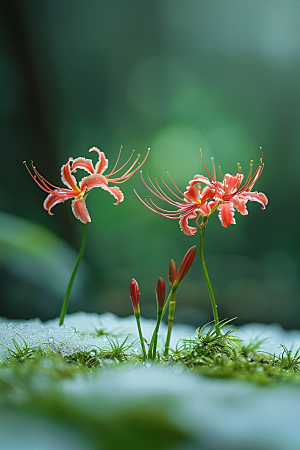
[137,154,140,157]
[23,161,26,164]
[120,145,123,148]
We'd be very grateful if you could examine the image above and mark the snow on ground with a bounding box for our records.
[1,313,300,450]
[1,311,300,361]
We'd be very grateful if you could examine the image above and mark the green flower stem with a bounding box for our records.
[164,298,176,356]
[161,284,178,319]
[59,223,87,326]
[151,310,162,360]
[199,224,220,329]
[135,313,147,361]
[148,284,178,359]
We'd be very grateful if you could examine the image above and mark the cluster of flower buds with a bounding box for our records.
[130,245,197,316]
[129,245,197,358]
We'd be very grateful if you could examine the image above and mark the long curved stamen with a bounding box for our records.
[235,150,264,194]
[107,145,123,175]
[107,148,150,182]
[219,165,224,179]
[160,175,185,201]
[120,155,140,177]
[133,189,179,219]
[147,197,197,219]
[200,149,213,181]
[106,147,134,177]
[148,197,195,216]
[145,174,182,207]
[24,162,60,193]
[139,172,167,201]
[166,170,185,196]
[147,198,183,218]
[154,177,183,205]
[211,157,216,180]
[240,160,253,190]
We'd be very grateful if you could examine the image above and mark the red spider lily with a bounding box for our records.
[25,146,150,224]
[134,149,267,234]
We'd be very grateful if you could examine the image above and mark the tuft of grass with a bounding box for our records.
[1,321,300,386]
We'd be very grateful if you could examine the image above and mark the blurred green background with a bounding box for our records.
[0,0,299,328]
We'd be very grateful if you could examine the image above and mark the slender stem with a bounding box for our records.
[59,224,87,326]
[199,224,219,328]
[164,299,176,356]
[148,284,178,358]
[135,314,147,360]
[161,284,177,319]
[151,310,162,360]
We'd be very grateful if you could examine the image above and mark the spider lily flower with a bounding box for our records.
[134,149,267,235]
[190,148,268,228]
[25,146,149,224]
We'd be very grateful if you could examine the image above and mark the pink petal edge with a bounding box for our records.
[71,198,91,223]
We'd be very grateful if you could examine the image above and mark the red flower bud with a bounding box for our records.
[168,259,177,288]
[130,278,140,313]
[156,277,166,311]
[175,246,197,285]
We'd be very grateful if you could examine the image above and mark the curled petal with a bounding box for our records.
[61,160,80,192]
[71,198,91,223]
[100,184,124,204]
[231,195,248,215]
[89,147,109,175]
[179,214,197,236]
[80,174,108,192]
[43,191,74,214]
[218,202,236,227]
[240,191,268,209]
[189,174,211,187]
[72,157,95,174]
[184,185,201,203]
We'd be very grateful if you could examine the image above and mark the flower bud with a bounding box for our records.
[168,259,177,288]
[175,246,197,285]
[130,278,140,313]
[156,277,166,311]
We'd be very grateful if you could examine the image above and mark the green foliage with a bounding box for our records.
[175,319,243,365]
